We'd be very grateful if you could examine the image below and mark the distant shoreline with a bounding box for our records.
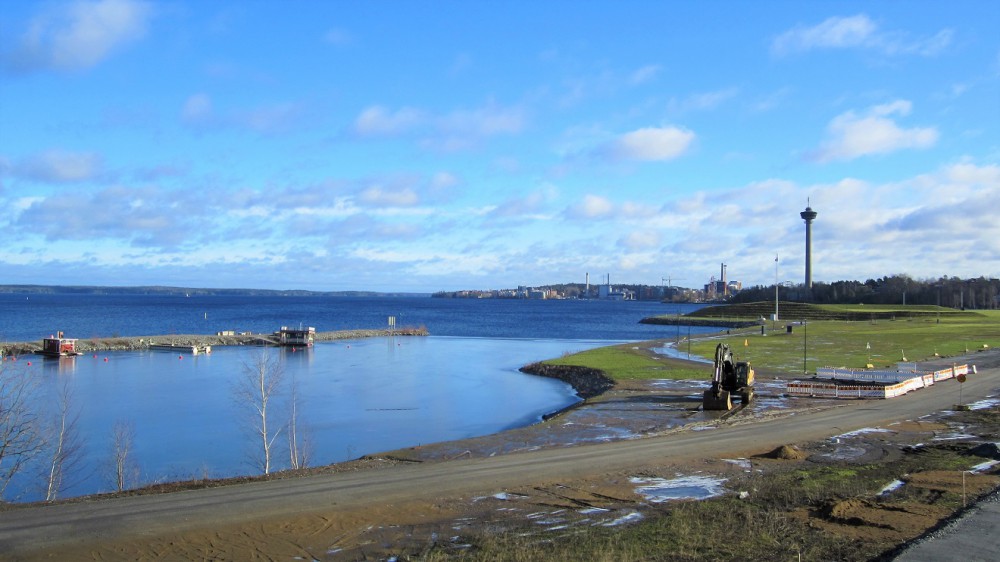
[0,284,430,298]
[1,327,429,356]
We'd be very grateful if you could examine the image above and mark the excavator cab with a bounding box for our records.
[703,343,755,411]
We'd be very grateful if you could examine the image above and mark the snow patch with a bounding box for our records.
[631,475,728,502]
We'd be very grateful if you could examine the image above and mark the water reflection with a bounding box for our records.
[16,336,608,502]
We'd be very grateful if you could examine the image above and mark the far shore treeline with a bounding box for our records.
[0,285,429,298]
[731,275,999,309]
[0,274,997,309]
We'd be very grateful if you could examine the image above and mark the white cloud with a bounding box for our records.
[609,126,695,162]
[811,100,938,162]
[358,185,419,207]
[567,194,615,219]
[618,230,661,250]
[772,13,952,57]
[323,27,353,45]
[181,93,213,124]
[7,0,153,73]
[629,64,661,85]
[181,93,306,134]
[13,149,103,183]
[353,105,425,136]
[352,102,524,150]
[668,88,739,113]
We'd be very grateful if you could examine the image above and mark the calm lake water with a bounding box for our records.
[1,294,711,502]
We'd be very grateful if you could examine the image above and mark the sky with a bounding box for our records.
[1,0,998,293]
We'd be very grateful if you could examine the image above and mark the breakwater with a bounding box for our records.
[519,362,615,399]
[1,327,428,356]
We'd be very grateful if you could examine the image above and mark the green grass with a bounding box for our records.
[542,344,706,380]
[546,306,1000,380]
[692,309,1000,374]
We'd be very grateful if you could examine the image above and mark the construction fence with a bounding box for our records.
[785,364,974,400]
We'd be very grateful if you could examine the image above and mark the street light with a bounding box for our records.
[774,254,779,324]
[803,319,808,375]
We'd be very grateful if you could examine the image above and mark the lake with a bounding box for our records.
[0,294,712,502]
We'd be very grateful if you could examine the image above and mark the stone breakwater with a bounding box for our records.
[518,362,615,400]
[1,327,429,356]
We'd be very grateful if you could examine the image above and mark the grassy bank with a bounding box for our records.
[689,308,1000,375]
[541,344,706,380]
[574,305,1000,379]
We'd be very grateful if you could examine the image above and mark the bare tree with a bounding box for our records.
[233,350,285,474]
[0,362,42,500]
[110,420,138,492]
[43,379,83,502]
[287,370,311,470]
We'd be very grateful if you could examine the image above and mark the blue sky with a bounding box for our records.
[1,1,998,292]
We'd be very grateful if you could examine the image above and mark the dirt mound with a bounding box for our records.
[761,444,807,460]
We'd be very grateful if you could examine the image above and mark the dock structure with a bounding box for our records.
[39,332,79,357]
[149,343,212,354]
[276,326,315,347]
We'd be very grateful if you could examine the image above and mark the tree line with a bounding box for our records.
[730,275,999,309]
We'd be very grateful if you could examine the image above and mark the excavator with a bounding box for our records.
[703,343,755,411]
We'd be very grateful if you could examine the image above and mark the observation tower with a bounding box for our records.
[800,202,818,289]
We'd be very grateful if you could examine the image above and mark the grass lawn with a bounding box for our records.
[546,306,1000,380]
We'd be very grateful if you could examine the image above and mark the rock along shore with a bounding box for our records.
[1,327,429,356]
[518,362,615,400]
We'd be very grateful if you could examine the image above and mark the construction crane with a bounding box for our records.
[661,276,686,287]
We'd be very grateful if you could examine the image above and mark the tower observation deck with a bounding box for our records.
[800,204,818,289]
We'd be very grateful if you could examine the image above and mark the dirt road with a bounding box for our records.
[1,357,996,559]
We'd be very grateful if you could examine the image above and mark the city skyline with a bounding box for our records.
[1,1,998,292]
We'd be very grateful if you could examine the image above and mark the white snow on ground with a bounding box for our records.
[879,479,906,496]
[631,475,728,502]
[970,460,1000,473]
[602,511,644,526]
[724,458,753,470]
[836,427,895,439]
[967,397,1000,411]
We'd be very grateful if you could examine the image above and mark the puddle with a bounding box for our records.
[649,379,708,390]
[816,445,868,461]
[631,475,728,502]
[836,427,895,439]
[652,346,712,363]
[967,397,1000,411]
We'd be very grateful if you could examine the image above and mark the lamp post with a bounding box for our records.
[774,254,779,324]
[803,319,808,375]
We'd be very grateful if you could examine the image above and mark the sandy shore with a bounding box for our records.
[1,327,429,356]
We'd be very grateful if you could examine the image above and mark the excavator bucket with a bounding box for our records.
[703,389,733,411]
